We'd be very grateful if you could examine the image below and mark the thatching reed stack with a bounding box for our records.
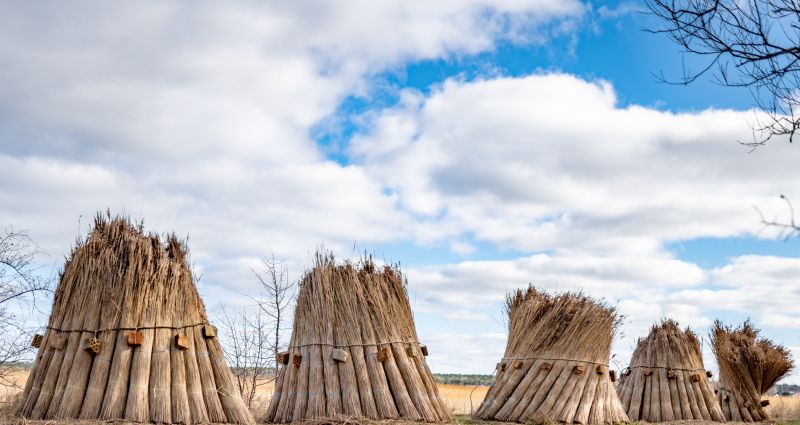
[15,215,254,424]
[475,287,627,424]
[616,320,724,422]
[265,254,449,423]
[713,320,793,422]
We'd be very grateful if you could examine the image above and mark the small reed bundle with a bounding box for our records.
[475,287,627,424]
[15,214,254,424]
[616,320,724,422]
[265,254,449,423]
[713,320,793,422]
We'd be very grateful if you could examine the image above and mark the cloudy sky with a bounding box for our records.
[2,1,799,381]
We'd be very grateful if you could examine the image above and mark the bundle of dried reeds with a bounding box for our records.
[264,254,449,423]
[15,214,254,424]
[713,320,793,422]
[616,320,724,422]
[474,287,627,424]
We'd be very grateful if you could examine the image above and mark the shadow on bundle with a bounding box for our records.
[616,320,724,422]
[265,253,448,423]
[713,320,793,422]
[15,213,253,424]
[474,286,627,424]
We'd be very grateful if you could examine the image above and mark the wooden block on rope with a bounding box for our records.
[202,324,217,339]
[540,362,553,371]
[277,351,290,365]
[643,367,654,376]
[377,347,389,362]
[31,334,43,348]
[573,364,586,374]
[175,334,189,350]
[85,337,102,355]
[761,400,770,407]
[609,369,617,382]
[127,331,143,347]
[406,345,416,357]
[690,372,701,382]
[50,334,66,350]
[332,348,349,363]
[595,364,608,374]
[667,370,677,379]
[293,354,302,367]
[499,362,507,372]
[420,344,428,356]
[706,370,713,378]
[513,360,524,369]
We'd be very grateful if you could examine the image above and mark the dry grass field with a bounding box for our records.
[2,368,799,424]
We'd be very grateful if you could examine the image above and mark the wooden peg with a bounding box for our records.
[595,364,608,374]
[760,400,770,407]
[513,360,524,369]
[332,348,349,362]
[500,362,507,372]
[406,345,416,357]
[127,331,143,347]
[667,370,677,379]
[202,325,217,339]
[643,368,654,376]
[175,334,189,350]
[420,345,429,356]
[706,370,713,378]
[609,370,617,382]
[85,337,102,355]
[377,347,389,362]
[293,354,302,367]
[573,364,586,374]
[50,334,66,350]
[31,334,43,348]
[277,351,290,365]
[540,362,553,371]
[691,372,701,382]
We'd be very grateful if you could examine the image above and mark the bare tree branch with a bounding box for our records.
[755,194,800,238]
[648,0,800,146]
[0,228,52,390]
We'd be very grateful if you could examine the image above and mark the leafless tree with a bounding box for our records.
[252,254,294,370]
[217,305,271,409]
[216,253,294,410]
[0,228,51,389]
[755,194,800,238]
[648,0,800,146]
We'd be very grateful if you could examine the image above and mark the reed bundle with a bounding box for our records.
[265,254,449,423]
[616,320,724,422]
[15,214,254,424]
[475,287,627,424]
[712,320,793,422]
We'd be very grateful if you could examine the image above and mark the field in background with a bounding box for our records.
[2,368,798,423]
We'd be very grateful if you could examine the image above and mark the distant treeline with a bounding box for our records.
[433,373,494,386]
[775,383,799,396]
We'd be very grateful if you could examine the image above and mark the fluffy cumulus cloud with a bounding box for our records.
[2,2,799,379]
[0,0,585,278]
[351,74,800,377]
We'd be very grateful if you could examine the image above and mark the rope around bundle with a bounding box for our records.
[626,364,707,372]
[45,321,208,333]
[501,355,610,367]
[288,340,423,348]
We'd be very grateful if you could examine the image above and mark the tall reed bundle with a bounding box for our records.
[15,214,254,424]
[616,320,724,422]
[475,287,627,424]
[713,320,793,422]
[265,254,449,423]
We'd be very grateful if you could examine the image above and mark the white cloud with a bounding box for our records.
[351,74,799,255]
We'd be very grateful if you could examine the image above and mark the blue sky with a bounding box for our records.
[1,1,798,380]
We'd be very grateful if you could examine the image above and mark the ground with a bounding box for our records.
[2,368,799,424]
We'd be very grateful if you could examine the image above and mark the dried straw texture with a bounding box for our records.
[15,215,254,424]
[616,320,724,422]
[265,255,449,423]
[475,287,627,424]
[712,320,793,422]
